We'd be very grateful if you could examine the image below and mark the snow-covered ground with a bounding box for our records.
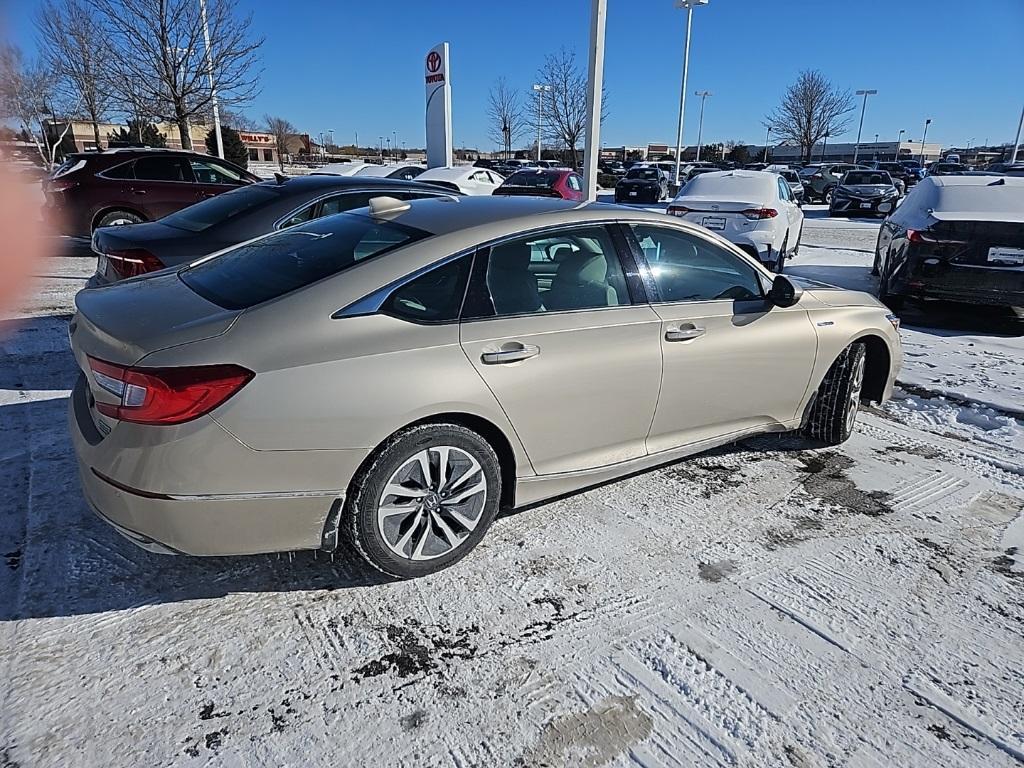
[1,206,1022,767]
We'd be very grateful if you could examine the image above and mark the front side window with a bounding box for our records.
[567,174,582,191]
[191,159,244,184]
[181,214,429,310]
[133,156,191,182]
[318,192,376,217]
[383,256,472,324]
[463,226,629,319]
[628,224,763,303]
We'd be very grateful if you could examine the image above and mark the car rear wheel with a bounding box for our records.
[803,342,867,445]
[95,209,143,230]
[824,187,835,205]
[342,423,502,578]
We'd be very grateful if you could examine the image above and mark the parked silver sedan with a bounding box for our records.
[69,196,902,577]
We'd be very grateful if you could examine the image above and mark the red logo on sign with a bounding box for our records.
[426,51,441,73]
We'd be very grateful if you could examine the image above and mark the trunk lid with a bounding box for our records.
[671,195,765,213]
[917,220,1024,268]
[71,271,240,368]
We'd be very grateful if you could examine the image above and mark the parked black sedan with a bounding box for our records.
[873,175,1024,310]
[614,166,668,203]
[829,170,900,217]
[88,175,458,285]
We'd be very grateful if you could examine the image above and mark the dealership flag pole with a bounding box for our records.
[199,0,224,159]
[1012,104,1024,164]
[582,0,607,202]
[672,1,707,186]
[852,89,876,164]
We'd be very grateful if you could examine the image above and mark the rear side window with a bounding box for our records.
[134,156,191,182]
[102,161,135,180]
[181,214,429,309]
[161,185,278,232]
[382,256,472,324]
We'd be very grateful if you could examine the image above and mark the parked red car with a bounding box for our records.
[42,148,260,237]
[492,168,585,201]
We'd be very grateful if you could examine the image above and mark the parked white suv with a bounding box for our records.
[667,170,804,273]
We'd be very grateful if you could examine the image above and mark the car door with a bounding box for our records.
[459,223,663,475]
[622,222,817,452]
[130,155,197,219]
[190,157,250,202]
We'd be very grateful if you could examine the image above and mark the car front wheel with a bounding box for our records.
[803,342,867,445]
[342,423,502,578]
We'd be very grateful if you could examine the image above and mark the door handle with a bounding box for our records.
[481,343,540,365]
[130,188,147,195]
[665,325,706,342]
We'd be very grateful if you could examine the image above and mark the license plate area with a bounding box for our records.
[702,216,726,231]
[987,246,1024,266]
[859,202,872,209]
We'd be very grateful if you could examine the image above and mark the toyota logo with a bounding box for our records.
[426,52,441,73]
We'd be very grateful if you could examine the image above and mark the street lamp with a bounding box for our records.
[919,118,931,164]
[672,0,708,185]
[379,135,383,163]
[392,130,397,163]
[532,83,552,161]
[694,90,711,162]
[199,0,223,159]
[1012,104,1024,164]
[895,128,905,161]
[763,125,771,163]
[820,131,829,162]
[852,88,877,163]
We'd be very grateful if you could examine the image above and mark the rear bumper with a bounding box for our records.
[831,197,896,215]
[889,261,1024,307]
[68,375,361,556]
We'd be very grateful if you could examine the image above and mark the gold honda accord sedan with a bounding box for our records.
[69,196,901,577]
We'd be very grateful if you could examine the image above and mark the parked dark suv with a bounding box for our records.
[43,148,260,237]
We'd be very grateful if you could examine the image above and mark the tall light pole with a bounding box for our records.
[392,130,397,162]
[694,90,711,162]
[199,0,223,159]
[532,83,551,161]
[672,0,708,185]
[895,128,905,161]
[1011,104,1023,164]
[820,131,829,162]
[852,89,877,163]
[379,135,383,163]
[581,0,607,201]
[919,118,931,164]
[763,125,771,162]
[328,128,334,153]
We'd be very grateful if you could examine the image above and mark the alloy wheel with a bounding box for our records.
[845,353,866,434]
[376,446,487,561]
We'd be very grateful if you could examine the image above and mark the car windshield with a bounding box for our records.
[180,213,430,309]
[844,171,890,185]
[504,170,557,188]
[160,185,279,232]
[798,166,819,177]
[626,168,660,180]
[779,171,799,182]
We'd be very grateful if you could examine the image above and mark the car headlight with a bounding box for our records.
[883,189,898,198]
[834,188,850,198]
[886,313,900,331]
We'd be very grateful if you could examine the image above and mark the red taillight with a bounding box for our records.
[49,180,78,193]
[87,356,253,425]
[741,208,778,220]
[105,248,164,279]
[668,206,690,217]
[907,229,926,244]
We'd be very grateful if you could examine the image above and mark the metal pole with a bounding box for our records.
[672,6,694,185]
[694,90,710,162]
[582,0,607,202]
[1011,104,1024,164]
[199,0,224,159]
[919,119,931,164]
[821,132,828,162]
[895,129,904,161]
[763,126,771,162]
[853,89,876,164]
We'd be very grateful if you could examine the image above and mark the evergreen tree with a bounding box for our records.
[107,120,167,147]
[205,124,248,169]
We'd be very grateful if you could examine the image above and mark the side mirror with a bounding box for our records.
[768,275,803,307]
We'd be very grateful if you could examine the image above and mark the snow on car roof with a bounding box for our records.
[416,166,477,181]
[913,176,1024,222]
[681,170,778,196]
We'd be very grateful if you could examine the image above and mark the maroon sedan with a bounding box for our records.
[43,148,259,237]
[492,168,585,201]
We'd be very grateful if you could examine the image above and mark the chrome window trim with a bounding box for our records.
[273,188,456,231]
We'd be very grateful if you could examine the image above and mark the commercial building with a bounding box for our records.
[757,140,943,164]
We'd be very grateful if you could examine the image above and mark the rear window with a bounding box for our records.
[682,173,773,198]
[626,168,660,180]
[504,170,557,188]
[161,184,279,232]
[180,213,430,309]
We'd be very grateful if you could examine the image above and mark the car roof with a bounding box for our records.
[254,174,444,193]
[416,166,481,181]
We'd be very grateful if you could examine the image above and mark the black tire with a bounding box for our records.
[776,233,789,273]
[94,209,143,230]
[803,343,867,445]
[876,259,905,311]
[342,423,502,579]
[824,187,835,205]
[870,252,880,276]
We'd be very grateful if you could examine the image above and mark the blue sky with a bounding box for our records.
[5,0,1022,150]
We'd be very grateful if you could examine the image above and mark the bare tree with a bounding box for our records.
[487,77,527,160]
[264,115,296,171]
[764,70,854,163]
[0,44,80,169]
[89,0,263,150]
[35,0,111,149]
[528,49,607,167]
